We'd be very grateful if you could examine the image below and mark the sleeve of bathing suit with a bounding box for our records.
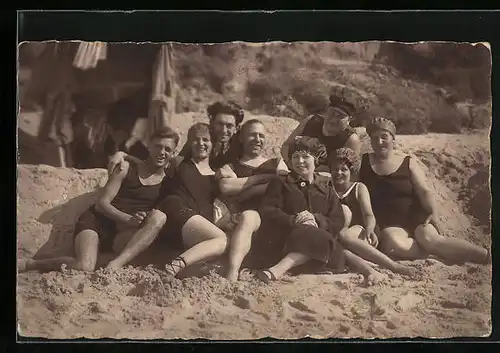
[259,177,295,229]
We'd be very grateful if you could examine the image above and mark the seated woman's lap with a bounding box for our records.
[378,226,423,259]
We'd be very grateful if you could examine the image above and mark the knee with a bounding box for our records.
[380,230,406,253]
[414,224,441,250]
[148,209,168,229]
[240,210,261,230]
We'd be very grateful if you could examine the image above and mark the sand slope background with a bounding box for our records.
[17,114,491,339]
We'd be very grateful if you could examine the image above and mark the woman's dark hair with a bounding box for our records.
[150,126,180,147]
[288,136,327,165]
[207,101,244,125]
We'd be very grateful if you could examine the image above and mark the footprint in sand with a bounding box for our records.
[233,295,255,310]
[284,300,320,323]
[330,299,345,310]
[288,300,316,314]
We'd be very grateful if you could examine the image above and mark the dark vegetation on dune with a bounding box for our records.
[172,42,491,134]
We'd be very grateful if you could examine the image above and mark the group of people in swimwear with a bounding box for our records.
[20,94,491,285]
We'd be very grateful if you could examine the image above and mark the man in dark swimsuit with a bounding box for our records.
[105,101,245,267]
[19,127,180,273]
[281,93,362,173]
[216,119,289,281]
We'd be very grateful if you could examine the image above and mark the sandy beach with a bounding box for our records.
[16,114,491,340]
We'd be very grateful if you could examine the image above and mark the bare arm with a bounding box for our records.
[95,162,133,225]
[356,182,376,234]
[218,164,275,196]
[345,133,362,157]
[280,115,314,163]
[409,156,436,217]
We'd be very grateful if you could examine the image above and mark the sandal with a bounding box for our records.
[255,269,277,283]
[238,268,255,279]
[165,256,186,277]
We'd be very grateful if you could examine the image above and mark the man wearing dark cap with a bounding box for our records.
[281,93,362,173]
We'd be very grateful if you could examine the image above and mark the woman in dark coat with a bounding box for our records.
[256,137,385,285]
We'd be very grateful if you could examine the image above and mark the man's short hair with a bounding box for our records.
[150,126,180,147]
[207,101,245,126]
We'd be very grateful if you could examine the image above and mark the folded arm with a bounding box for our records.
[217,164,275,196]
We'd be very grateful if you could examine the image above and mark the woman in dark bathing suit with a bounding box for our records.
[216,119,290,281]
[19,127,180,272]
[156,123,230,278]
[330,147,418,277]
[359,117,490,264]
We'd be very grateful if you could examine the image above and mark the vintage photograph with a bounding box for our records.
[17,41,492,339]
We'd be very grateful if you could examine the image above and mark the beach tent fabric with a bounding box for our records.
[148,43,177,136]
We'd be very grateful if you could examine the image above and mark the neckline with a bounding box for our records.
[237,157,270,170]
[136,163,166,187]
[335,182,357,199]
[368,153,406,177]
[190,159,215,176]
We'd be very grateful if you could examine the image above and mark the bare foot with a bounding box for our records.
[105,260,123,270]
[363,270,386,287]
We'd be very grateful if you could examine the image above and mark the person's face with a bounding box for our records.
[370,129,394,156]
[148,137,177,168]
[190,131,213,160]
[291,151,316,178]
[322,109,350,135]
[211,114,237,144]
[241,122,266,157]
[330,160,352,187]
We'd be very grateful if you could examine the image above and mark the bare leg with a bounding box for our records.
[226,210,261,282]
[379,227,427,261]
[19,230,100,272]
[343,249,385,286]
[264,252,311,280]
[165,215,228,277]
[414,224,489,264]
[339,227,418,276]
[107,210,167,269]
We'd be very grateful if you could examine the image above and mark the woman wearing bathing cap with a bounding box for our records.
[281,93,362,173]
[359,117,489,264]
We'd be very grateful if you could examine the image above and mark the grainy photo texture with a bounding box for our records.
[17,41,492,340]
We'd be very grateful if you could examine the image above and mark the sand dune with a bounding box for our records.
[16,115,491,339]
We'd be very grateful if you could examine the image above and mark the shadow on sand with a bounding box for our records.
[33,192,226,278]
